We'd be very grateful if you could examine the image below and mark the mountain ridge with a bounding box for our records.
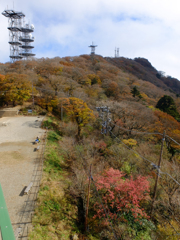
[105,56,180,95]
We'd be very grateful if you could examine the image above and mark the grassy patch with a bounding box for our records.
[29,129,79,240]
[44,149,62,174]
[47,131,61,143]
[42,118,63,136]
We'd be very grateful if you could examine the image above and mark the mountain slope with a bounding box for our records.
[106,57,180,94]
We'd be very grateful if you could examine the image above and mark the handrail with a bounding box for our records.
[0,184,15,240]
[0,227,2,240]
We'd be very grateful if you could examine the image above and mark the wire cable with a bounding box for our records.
[112,123,163,136]
[110,122,180,147]
[166,135,180,147]
[109,130,180,187]
[110,130,157,165]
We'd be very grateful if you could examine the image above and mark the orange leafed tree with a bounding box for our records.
[61,97,94,137]
[152,110,180,160]
[105,81,119,99]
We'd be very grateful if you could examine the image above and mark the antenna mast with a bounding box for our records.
[117,48,119,58]
[115,47,117,58]
[89,42,97,55]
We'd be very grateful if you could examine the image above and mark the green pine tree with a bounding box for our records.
[156,95,180,120]
[131,86,142,99]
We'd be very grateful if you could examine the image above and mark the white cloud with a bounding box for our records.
[0,0,180,79]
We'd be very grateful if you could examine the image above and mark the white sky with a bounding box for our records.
[0,0,180,79]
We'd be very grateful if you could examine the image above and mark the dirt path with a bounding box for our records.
[0,116,45,239]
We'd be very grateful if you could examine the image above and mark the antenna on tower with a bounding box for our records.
[89,41,97,55]
[117,48,119,58]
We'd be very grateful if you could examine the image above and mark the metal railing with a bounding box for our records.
[0,184,15,240]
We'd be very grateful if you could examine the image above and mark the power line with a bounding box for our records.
[96,106,180,185]
[109,130,180,187]
[166,135,180,147]
[112,123,163,136]
[111,122,180,149]
[161,172,180,187]
[96,105,180,147]
[110,130,158,167]
[112,122,180,147]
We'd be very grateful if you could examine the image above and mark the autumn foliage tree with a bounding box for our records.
[93,168,150,225]
[0,73,32,106]
[104,100,156,137]
[87,74,101,85]
[105,81,120,99]
[61,97,94,137]
[153,110,180,160]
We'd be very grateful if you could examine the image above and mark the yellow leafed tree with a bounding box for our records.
[0,73,32,106]
[61,97,94,137]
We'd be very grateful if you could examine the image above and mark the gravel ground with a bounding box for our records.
[0,116,45,236]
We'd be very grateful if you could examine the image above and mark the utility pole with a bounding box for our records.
[85,165,92,232]
[151,130,166,217]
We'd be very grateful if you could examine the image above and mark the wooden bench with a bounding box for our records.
[24,182,33,195]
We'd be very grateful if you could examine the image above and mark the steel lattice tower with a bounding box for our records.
[2,9,35,61]
[2,10,24,61]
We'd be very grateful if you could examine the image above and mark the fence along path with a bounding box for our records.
[17,130,47,240]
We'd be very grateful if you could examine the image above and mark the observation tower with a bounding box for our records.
[89,42,97,55]
[19,23,35,58]
[2,9,35,61]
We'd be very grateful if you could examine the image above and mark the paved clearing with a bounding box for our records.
[0,116,45,238]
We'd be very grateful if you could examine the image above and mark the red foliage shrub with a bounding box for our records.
[93,168,150,224]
